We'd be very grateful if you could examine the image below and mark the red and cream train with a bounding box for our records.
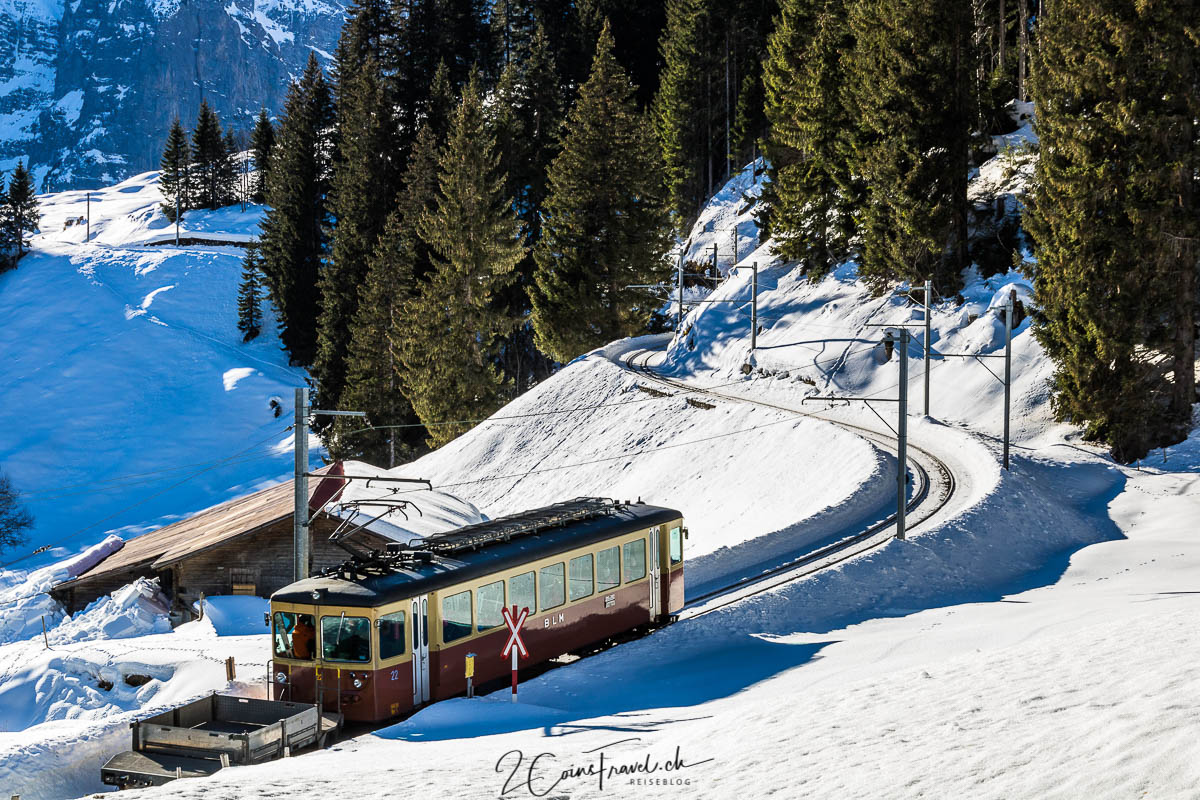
[269,498,684,722]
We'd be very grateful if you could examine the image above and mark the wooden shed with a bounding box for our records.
[51,463,391,616]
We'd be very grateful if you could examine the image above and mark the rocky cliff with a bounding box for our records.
[0,0,345,189]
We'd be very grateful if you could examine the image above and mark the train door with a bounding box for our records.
[648,527,661,620]
[411,595,430,706]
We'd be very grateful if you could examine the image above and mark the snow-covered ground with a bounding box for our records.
[1,143,1198,799]
[0,171,309,571]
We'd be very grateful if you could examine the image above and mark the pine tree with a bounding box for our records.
[3,161,39,261]
[314,53,400,416]
[399,76,525,447]
[250,108,275,203]
[333,121,443,464]
[160,118,190,221]
[843,0,972,291]
[532,20,673,364]
[257,54,335,366]
[220,127,240,206]
[653,0,713,230]
[578,0,670,108]
[190,100,227,209]
[237,244,264,342]
[762,0,856,278]
[1025,0,1198,461]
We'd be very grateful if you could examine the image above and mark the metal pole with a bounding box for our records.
[86,193,90,242]
[175,191,180,246]
[677,250,684,332]
[923,279,931,417]
[294,387,310,581]
[750,263,758,352]
[896,331,908,540]
[732,227,738,266]
[711,244,717,282]
[1003,289,1014,471]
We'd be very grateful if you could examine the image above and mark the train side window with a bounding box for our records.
[442,590,472,644]
[596,546,620,592]
[272,611,316,660]
[539,563,565,610]
[476,580,505,632]
[623,539,647,582]
[320,615,371,663]
[669,526,683,565]
[510,571,535,615]
[378,611,406,660]
[569,554,594,601]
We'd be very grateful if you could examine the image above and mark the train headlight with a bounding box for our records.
[352,678,363,689]
[275,672,287,684]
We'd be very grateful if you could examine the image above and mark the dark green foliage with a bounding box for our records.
[251,109,275,203]
[257,54,335,366]
[237,245,264,342]
[160,118,190,221]
[1025,0,1198,461]
[399,76,526,447]
[314,53,401,415]
[2,161,39,262]
[0,470,33,556]
[332,121,443,463]
[579,0,669,108]
[532,21,673,363]
[843,0,972,291]
[190,99,233,210]
[761,0,854,278]
[653,0,775,231]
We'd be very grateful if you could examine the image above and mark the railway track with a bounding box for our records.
[619,348,957,619]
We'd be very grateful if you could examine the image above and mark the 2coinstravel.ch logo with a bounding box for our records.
[496,737,712,796]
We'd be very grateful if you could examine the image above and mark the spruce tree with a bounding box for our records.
[314,53,399,416]
[237,244,264,342]
[762,0,856,278]
[191,99,226,210]
[843,0,972,291]
[1025,0,1197,460]
[532,20,673,363]
[399,76,525,447]
[333,121,443,464]
[160,118,190,221]
[250,109,275,203]
[257,54,335,365]
[653,0,712,230]
[3,161,39,261]
[0,179,11,270]
[220,127,240,206]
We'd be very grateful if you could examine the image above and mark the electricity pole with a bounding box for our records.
[1003,289,1014,471]
[896,330,909,540]
[293,387,365,580]
[923,279,931,417]
[677,250,685,332]
[750,262,758,352]
[86,192,90,242]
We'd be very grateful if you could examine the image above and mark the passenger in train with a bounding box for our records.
[293,616,315,659]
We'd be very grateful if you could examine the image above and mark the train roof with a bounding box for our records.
[272,499,681,608]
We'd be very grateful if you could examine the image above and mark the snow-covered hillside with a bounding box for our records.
[0,172,308,574]
[2,141,1199,800]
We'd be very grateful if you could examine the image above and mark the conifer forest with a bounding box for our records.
[155,0,1197,465]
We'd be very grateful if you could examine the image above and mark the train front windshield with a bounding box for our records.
[273,611,316,660]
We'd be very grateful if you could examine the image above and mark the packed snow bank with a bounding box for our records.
[50,577,171,644]
[188,595,270,637]
[0,535,123,644]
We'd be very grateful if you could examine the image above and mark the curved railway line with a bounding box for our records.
[619,348,958,619]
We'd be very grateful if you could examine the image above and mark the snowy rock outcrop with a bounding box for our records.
[0,0,346,188]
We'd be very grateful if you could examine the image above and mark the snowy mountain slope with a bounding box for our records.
[0,172,309,571]
[0,0,345,188]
